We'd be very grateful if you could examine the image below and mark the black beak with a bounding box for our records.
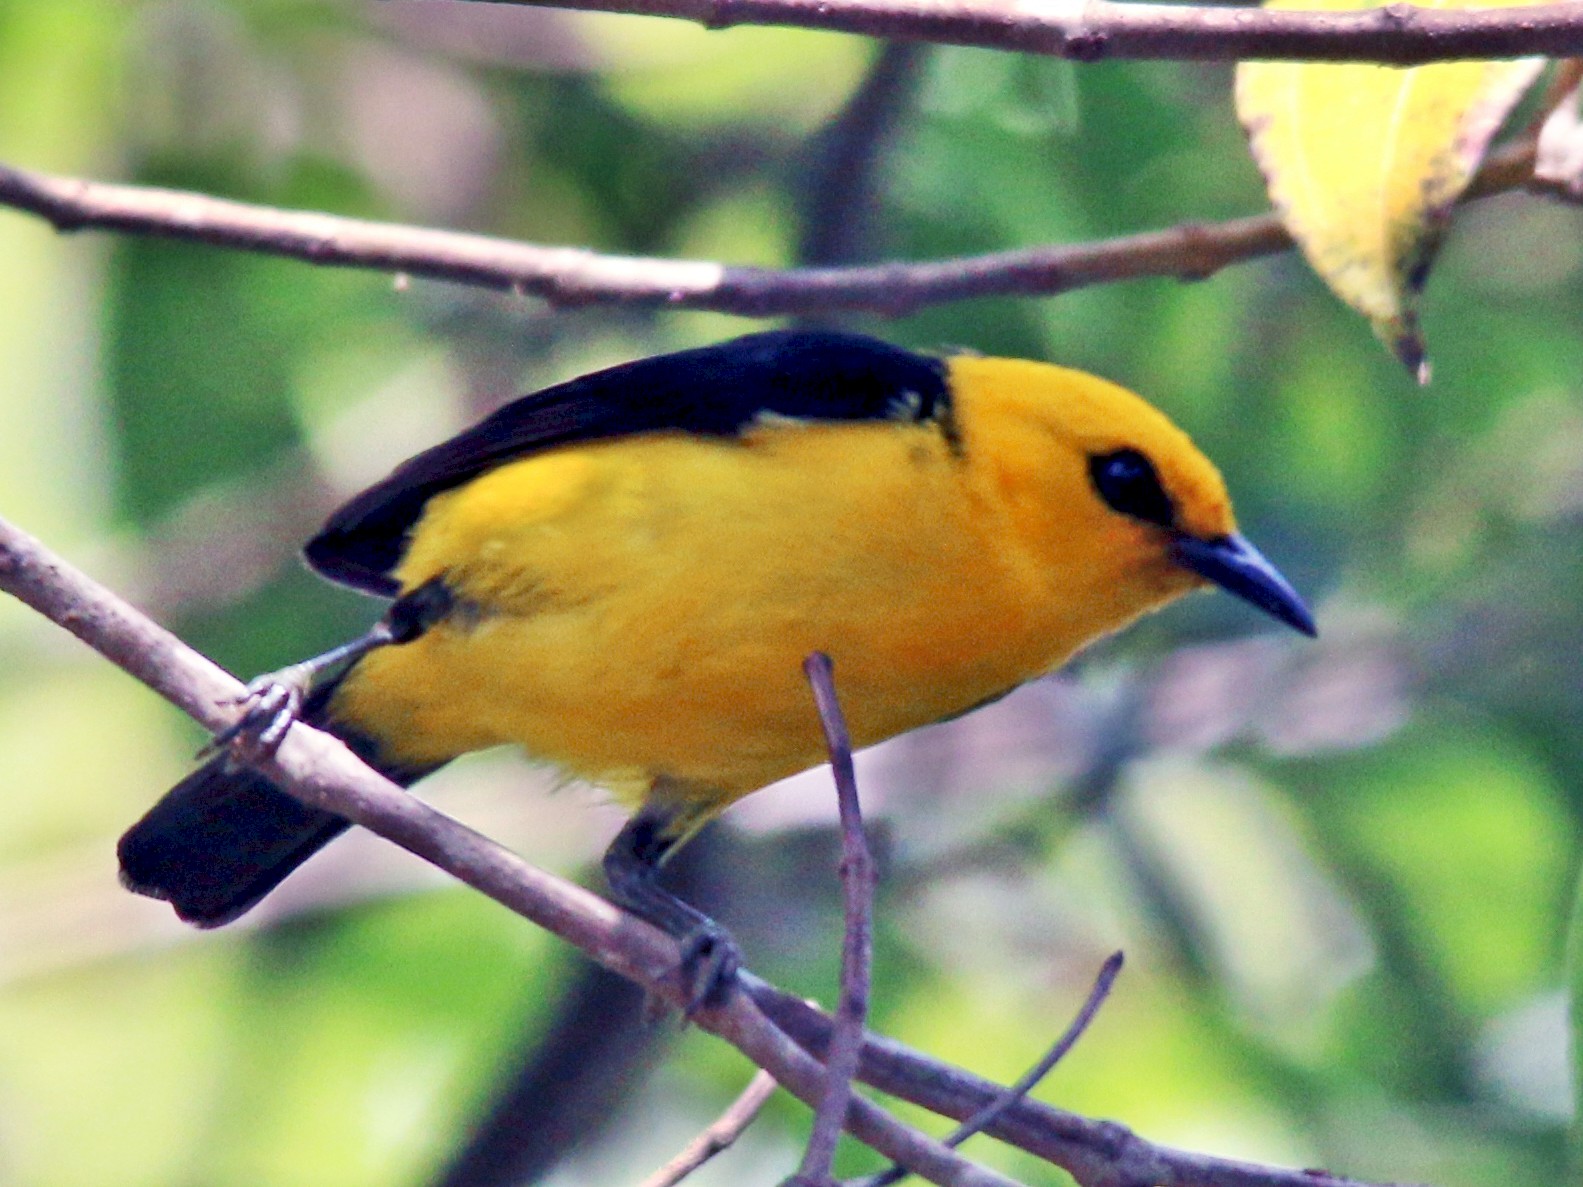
[1169,532,1317,637]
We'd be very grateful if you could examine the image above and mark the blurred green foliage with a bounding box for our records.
[0,3,1580,1186]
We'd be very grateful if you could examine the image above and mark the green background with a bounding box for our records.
[0,3,1579,1185]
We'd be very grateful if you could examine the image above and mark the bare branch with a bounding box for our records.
[707,994,1025,1187]
[0,513,1018,1187]
[0,513,1421,1187]
[746,977,1407,1187]
[0,134,1549,321]
[857,950,1124,1187]
[0,512,1414,1187]
[0,158,1287,316]
[638,1069,781,1187]
[473,0,1583,64]
[795,654,877,1186]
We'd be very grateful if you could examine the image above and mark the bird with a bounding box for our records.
[118,329,1314,1004]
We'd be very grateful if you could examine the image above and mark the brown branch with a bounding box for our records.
[638,1069,781,1187]
[0,520,1420,1187]
[746,978,1411,1187]
[796,654,877,1186]
[0,158,1287,317]
[475,0,1583,64]
[857,951,1125,1187]
[0,513,1415,1187]
[0,134,1551,321]
[0,513,1017,1187]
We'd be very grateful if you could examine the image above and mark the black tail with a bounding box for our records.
[118,759,352,927]
[118,685,428,927]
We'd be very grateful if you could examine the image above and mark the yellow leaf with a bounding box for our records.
[1236,0,1544,382]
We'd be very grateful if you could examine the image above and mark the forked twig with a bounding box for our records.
[853,952,1124,1187]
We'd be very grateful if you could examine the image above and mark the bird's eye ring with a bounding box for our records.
[1088,449,1175,527]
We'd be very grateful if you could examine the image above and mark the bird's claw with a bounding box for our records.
[676,921,742,1018]
[641,922,741,1026]
[198,667,311,767]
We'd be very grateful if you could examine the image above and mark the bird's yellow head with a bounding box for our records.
[947,353,1314,644]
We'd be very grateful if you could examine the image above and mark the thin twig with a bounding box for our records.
[0,137,1553,321]
[638,1069,781,1187]
[473,0,1583,65]
[745,976,1404,1187]
[796,654,878,1187]
[855,952,1124,1187]
[0,512,1017,1187]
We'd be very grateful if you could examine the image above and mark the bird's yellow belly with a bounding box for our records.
[324,421,1146,806]
[332,569,1054,804]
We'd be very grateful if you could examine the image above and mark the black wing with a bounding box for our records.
[304,330,950,595]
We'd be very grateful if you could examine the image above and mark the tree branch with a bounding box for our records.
[0,491,1422,1187]
[856,951,1125,1187]
[0,516,1415,1187]
[0,158,1285,316]
[0,513,1016,1187]
[747,979,1406,1187]
[0,134,1552,322]
[475,0,1583,64]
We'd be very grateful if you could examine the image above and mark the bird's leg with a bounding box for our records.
[205,578,454,765]
[603,798,740,1015]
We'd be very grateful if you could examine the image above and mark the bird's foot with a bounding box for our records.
[646,920,742,1023]
[198,663,316,768]
[680,920,742,1013]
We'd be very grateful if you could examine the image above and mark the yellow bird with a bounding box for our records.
[120,330,1313,998]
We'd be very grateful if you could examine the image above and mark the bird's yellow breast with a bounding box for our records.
[327,363,1205,810]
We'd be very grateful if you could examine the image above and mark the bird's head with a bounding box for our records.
[947,354,1316,641]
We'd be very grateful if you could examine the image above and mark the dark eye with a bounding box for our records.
[1088,449,1174,527]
